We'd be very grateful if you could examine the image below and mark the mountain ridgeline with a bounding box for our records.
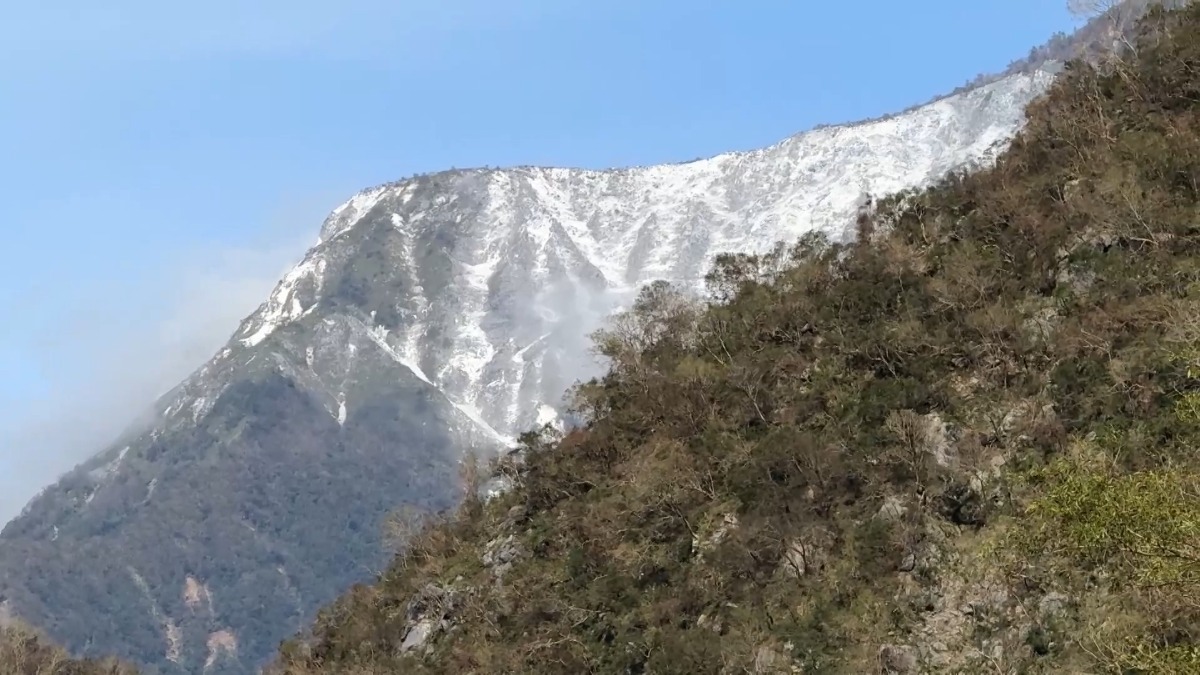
[0,27,1059,675]
[267,4,1200,674]
[4,2,1200,675]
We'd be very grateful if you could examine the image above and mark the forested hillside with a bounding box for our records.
[270,4,1200,673]
[0,622,135,675]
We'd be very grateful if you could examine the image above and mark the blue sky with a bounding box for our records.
[0,0,1077,521]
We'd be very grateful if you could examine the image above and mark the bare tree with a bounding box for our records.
[883,410,941,500]
[382,503,434,557]
[1067,0,1121,18]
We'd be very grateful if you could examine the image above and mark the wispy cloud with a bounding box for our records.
[0,205,319,524]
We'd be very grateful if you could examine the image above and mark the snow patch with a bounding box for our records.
[239,255,326,348]
[86,446,129,501]
[536,404,560,428]
[365,323,514,447]
[319,186,389,244]
[512,333,551,364]
[366,324,433,385]
[453,401,516,449]
[190,396,208,422]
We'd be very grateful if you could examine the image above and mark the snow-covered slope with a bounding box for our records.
[225,68,1054,441]
[0,67,1055,675]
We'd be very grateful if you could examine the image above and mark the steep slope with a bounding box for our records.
[243,70,1051,441]
[272,4,1200,673]
[0,56,1056,675]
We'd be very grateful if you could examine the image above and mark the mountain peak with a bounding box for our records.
[1,67,1055,675]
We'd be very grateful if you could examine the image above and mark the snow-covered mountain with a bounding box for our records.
[226,68,1054,445]
[0,67,1054,674]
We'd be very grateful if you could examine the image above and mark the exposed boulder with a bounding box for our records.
[878,644,919,673]
[481,534,523,581]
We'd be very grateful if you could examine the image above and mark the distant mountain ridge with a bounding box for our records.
[0,33,1075,675]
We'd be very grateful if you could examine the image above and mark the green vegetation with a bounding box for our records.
[268,3,1200,673]
[1014,456,1200,672]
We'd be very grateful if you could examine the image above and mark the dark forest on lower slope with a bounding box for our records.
[270,4,1200,674]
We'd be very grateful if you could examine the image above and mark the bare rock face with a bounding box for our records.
[397,583,468,657]
[878,644,919,674]
[481,534,522,582]
[400,620,435,654]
